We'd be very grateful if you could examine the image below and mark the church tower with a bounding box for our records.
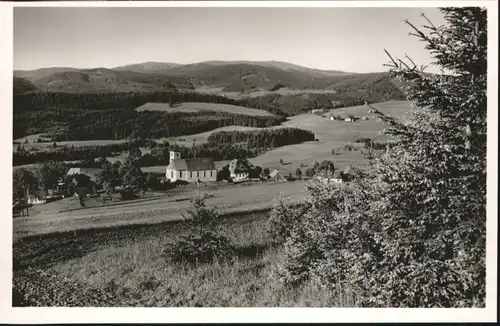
[170,151,181,161]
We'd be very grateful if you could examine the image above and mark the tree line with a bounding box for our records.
[14,127,316,166]
[13,91,244,112]
[14,108,285,141]
[207,127,315,148]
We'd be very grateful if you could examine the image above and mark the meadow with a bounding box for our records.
[135,102,275,116]
[13,209,354,307]
[144,100,415,175]
[13,180,308,239]
[194,85,340,99]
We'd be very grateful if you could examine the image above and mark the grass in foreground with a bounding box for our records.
[14,213,356,307]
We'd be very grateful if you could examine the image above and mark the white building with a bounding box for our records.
[166,151,217,183]
[228,158,254,182]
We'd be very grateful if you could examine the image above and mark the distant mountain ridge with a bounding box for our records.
[13,60,402,95]
[113,62,182,74]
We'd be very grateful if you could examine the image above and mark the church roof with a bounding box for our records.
[168,158,216,171]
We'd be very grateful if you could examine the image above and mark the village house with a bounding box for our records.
[166,151,217,183]
[317,171,344,184]
[228,158,255,182]
[344,117,354,122]
[316,166,356,184]
[66,167,102,182]
[27,194,46,205]
[66,167,101,195]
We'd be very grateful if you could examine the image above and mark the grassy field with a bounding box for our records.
[175,100,413,176]
[195,85,339,99]
[13,180,308,239]
[13,208,355,307]
[13,136,129,152]
[160,125,263,147]
[135,102,275,116]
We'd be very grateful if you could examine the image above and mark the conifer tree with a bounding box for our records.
[271,7,487,307]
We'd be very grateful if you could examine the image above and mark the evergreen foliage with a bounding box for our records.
[169,196,234,264]
[269,7,487,307]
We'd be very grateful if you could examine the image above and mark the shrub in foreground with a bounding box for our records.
[270,8,486,307]
[168,195,234,265]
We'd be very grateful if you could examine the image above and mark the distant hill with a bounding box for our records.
[14,60,404,97]
[13,77,40,94]
[163,62,364,93]
[14,67,82,81]
[14,68,194,93]
[113,62,182,74]
[195,60,349,76]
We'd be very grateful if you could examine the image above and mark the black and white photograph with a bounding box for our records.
[1,0,497,323]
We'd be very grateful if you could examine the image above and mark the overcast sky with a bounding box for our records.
[14,7,446,73]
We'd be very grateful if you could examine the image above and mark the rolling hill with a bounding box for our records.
[14,60,404,96]
[113,61,182,74]
[13,77,40,94]
[14,68,194,93]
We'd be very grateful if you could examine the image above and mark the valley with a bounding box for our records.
[12,60,414,307]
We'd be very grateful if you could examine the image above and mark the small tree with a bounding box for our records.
[263,168,271,177]
[169,195,234,264]
[13,168,38,201]
[304,168,314,178]
[279,158,284,165]
[52,141,58,148]
[295,168,302,180]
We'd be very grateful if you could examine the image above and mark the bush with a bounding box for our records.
[304,168,314,178]
[295,168,302,180]
[169,232,234,265]
[168,196,234,265]
[267,195,309,245]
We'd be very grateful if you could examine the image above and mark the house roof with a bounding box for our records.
[332,170,344,178]
[168,158,216,171]
[228,158,254,174]
[269,169,285,179]
[67,167,103,182]
[343,165,355,175]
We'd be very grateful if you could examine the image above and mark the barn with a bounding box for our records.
[269,169,287,182]
[166,151,217,183]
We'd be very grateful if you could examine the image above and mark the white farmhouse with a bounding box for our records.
[166,151,217,183]
[228,158,254,182]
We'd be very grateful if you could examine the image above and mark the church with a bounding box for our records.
[165,151,218,183]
